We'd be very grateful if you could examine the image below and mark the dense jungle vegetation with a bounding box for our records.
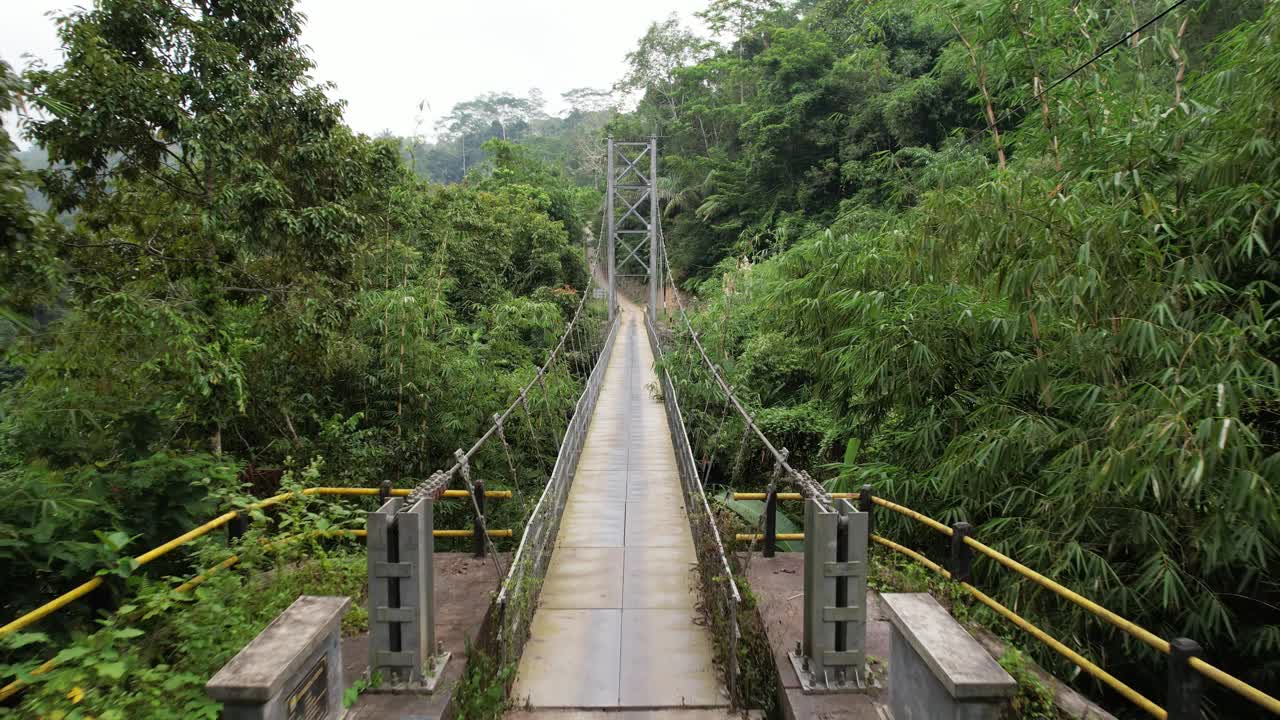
[2,0,1279,717]
[618,0,1279,716]
[0,0,602,715]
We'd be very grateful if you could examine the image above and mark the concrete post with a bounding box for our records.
[227,514,249,545]
[763,489,778,558]
[472,480,486,558]
[949,521,974,582]
[858,484,874,538]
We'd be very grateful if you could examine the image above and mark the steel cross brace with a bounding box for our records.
[614,189,651,230]
[614,146,650,186]
[616,235,650,272]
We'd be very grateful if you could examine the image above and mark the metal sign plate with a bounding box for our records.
[286,655,328,720]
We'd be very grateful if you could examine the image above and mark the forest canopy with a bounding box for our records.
[0,0,598,714]
[2,0,1279,717]
[617,0,1280,713]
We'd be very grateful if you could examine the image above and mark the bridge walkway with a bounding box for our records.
[510,301,725,709]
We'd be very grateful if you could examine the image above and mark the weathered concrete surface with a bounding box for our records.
[746,553,888,720]
[505,710,762,719]
[881,593,1017,700]
[889,624,1005,720]
[344,553,506,720]
[510,303,724,710]
[209,595,351,703]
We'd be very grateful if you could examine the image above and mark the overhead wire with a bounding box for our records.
[958,0,1192,149]
[654,212,830,506]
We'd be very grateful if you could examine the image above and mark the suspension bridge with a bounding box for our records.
[2,139,1279,720]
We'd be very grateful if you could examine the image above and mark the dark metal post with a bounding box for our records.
[606,137,616,321]
[472,480,486,558]
[1167,638,1204,720]
[764,488,778,558]
[379,480,392,506]
[858,484,874,538]
[648,134,659,323]
[227,514,249,545]
[950,521,974,582]
[834,512,849,655]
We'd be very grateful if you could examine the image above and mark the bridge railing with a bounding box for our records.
[0,485,511,701]
[491,304,620,673]
[731,489,1280,718]
[645,314,745,702]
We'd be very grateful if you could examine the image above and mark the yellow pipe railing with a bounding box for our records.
[869,496,954,536]
[306,487,513,499]
[1188,657,1280,715]
[732,492,858,500]
[960,535,1169,655]
[0,486,510,638]
[732,492,1280,716]
[0,521,512,703]
[735,533,805,541]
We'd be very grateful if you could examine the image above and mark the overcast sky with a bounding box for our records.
[2,0,709,146]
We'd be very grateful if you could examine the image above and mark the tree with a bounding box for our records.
[561,87,615,115]
[617,14,712,126]
[643,0,1280,713]
[0,61,56,319]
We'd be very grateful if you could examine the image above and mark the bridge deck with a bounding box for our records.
[511,303,725,709]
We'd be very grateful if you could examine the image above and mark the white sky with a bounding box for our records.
[1,0,710,146]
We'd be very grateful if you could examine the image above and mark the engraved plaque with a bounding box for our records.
[286,655,328,720]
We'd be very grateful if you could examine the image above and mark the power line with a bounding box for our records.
[963,0,1192,148]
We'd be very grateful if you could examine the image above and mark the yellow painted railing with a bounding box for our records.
[0,487,513,703]
[730,491,1280,716]
[732,492,858,500]
[1,485,509,637]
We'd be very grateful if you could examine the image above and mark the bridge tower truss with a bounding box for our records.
[606,136,659,322]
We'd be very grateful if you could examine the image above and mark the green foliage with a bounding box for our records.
[0,3,599,715]
[1,538,369,720]
[450,642,514,720]
[343,672,379,708]
[2,615,217,720]
[1,469,371,718]
[728,577,781,715]
[999,648,1059,720]
[0,60,58,322]
[399,88,615,187]
[640,0,1280,714]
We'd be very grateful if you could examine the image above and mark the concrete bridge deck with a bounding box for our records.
[511,303,725,710]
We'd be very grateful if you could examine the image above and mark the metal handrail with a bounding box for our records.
[655,214,829,506]
[732,490,1280,715]
[0,523,511,702]
[648,315,741,605]
[0,485,510,637]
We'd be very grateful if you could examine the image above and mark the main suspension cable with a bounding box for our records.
[654,213,830,507]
